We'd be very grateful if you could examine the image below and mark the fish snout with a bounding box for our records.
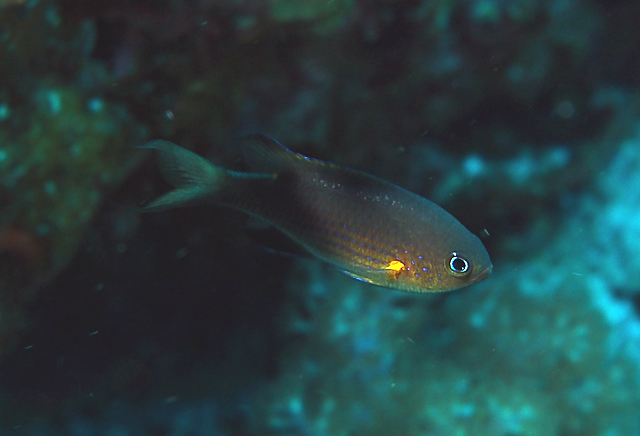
[474,263,493,282]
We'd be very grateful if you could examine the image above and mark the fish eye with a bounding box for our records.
[446,252,471,277]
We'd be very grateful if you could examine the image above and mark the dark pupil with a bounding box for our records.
[451,257,468,272]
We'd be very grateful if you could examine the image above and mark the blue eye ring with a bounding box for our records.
[446,252,471,277]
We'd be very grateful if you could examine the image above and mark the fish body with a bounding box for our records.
[142,135,492,292]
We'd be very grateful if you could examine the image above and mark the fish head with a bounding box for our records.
[437,247,492,291]
[379,231,492,293]
[422,231,492,292]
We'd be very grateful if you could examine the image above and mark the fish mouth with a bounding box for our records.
[473,264,493,282]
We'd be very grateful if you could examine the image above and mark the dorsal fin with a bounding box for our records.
[241,134,303,173]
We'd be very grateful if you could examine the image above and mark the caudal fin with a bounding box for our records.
[140,140,226,212]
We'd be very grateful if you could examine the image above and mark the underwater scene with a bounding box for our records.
[1,0,640,435]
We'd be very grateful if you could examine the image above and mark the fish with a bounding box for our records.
[141,134,492,292]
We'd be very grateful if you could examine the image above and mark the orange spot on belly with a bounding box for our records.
[385,259,405,279]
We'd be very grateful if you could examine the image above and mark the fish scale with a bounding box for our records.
[141,134,492,292]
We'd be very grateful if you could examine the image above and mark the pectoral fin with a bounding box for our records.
[340,270,376,284]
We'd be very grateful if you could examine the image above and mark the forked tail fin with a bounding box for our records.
[140,140,226,212]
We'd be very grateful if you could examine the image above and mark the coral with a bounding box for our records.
[583,131,640,295]
[442,270,640,435]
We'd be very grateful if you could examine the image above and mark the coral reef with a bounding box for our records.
[584,134,640,296]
